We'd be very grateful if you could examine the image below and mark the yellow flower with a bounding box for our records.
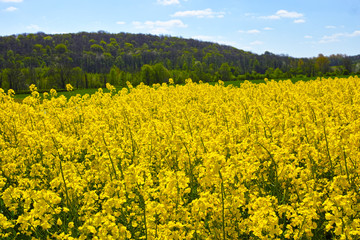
[7,89,15,97]
[87,225,97,234]
[0,213,14,229]
[106,83,116,92]
[0,177,6,189]
[68,222,74,228]
[57,218,62,226]
[43,92,49,99]
[29,84,37,92]
[66,84,74,91]
[50,88,57,97]
[0,76,359,239]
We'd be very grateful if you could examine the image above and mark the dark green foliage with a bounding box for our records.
[141,64,156,85]
[0,31,358,91]
[55,44,68,55]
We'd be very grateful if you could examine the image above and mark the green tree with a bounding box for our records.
[90,44,106,73]
[5,50,25,91]
[107,38,119,56]
[153,63,170,83]
[108,65,121,85]
[194,61,204,81]
[265,68,274,78]
[55,44,68,55]
[53,44,72,89]
[219,62,232,81]
[90,44,104,55]
[342,57,352,74]
[315,54,330,75]
[296,59,305,75]
[273,68,284,79]
[124,42,134,52]
[0,70,3,88]
[141,64,156,85]
[251,59,262,73]
[71,67,84,88]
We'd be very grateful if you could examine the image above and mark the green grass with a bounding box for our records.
[11,75,353,101]
[208,75,356,87]
[207,76,320,87]
[13,87,112,100]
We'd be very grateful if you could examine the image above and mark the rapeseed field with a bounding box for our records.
[0,77,359,239]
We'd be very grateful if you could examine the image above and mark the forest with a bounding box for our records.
[0,31,359,91]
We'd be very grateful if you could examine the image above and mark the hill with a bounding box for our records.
[0,31,358,91]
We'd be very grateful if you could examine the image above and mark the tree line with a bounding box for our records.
[0,31,359,91]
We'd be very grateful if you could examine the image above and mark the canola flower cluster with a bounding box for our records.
[0,77,360,239]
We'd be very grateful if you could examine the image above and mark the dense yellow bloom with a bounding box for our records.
[0,76,360,239]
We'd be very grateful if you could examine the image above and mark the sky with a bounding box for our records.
[0,0,359,58]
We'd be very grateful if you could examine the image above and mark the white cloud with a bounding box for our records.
[262,15,280,20]
[139,19,187,28]
[260,10,304,22]
[50,31,67,34]
[0,0,23,2]
[263,27,273,30]
[26,24,40,31]
[244,13,256,17]
[325,25,336,29]
[319,33,343,43]
[171,8,225,18]
[191,35,238,47]
[248,29,260,34]
[149,28,169,35]
[132,19,187,34]
[191,35,214,41]
[157,0,179,5]
[294,19,305,24]
[276,10,303,18]
[304,35,313,39]
[116,21,126,25]
[239,29,260,34]
[319,30,360,43]
[4,6,17,11]
[349,30,360,37]
[250,40,263,45]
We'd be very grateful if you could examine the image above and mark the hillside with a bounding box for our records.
[0,31,358,91]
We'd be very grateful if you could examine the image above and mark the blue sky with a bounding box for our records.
[1,0,359,58]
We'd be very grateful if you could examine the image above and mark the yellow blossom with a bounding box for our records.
[0,76,359,239]
[56,218,62,226]
[66,83,74,91]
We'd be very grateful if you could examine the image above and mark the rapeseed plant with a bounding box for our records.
[0,77,359,239]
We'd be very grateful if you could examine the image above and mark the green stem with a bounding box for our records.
[323,123,333,174]
[219,170,226,240]
[143,200,148,240]
[343,147,351,188]
[52,137,71,209]
[102,134,118,180]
